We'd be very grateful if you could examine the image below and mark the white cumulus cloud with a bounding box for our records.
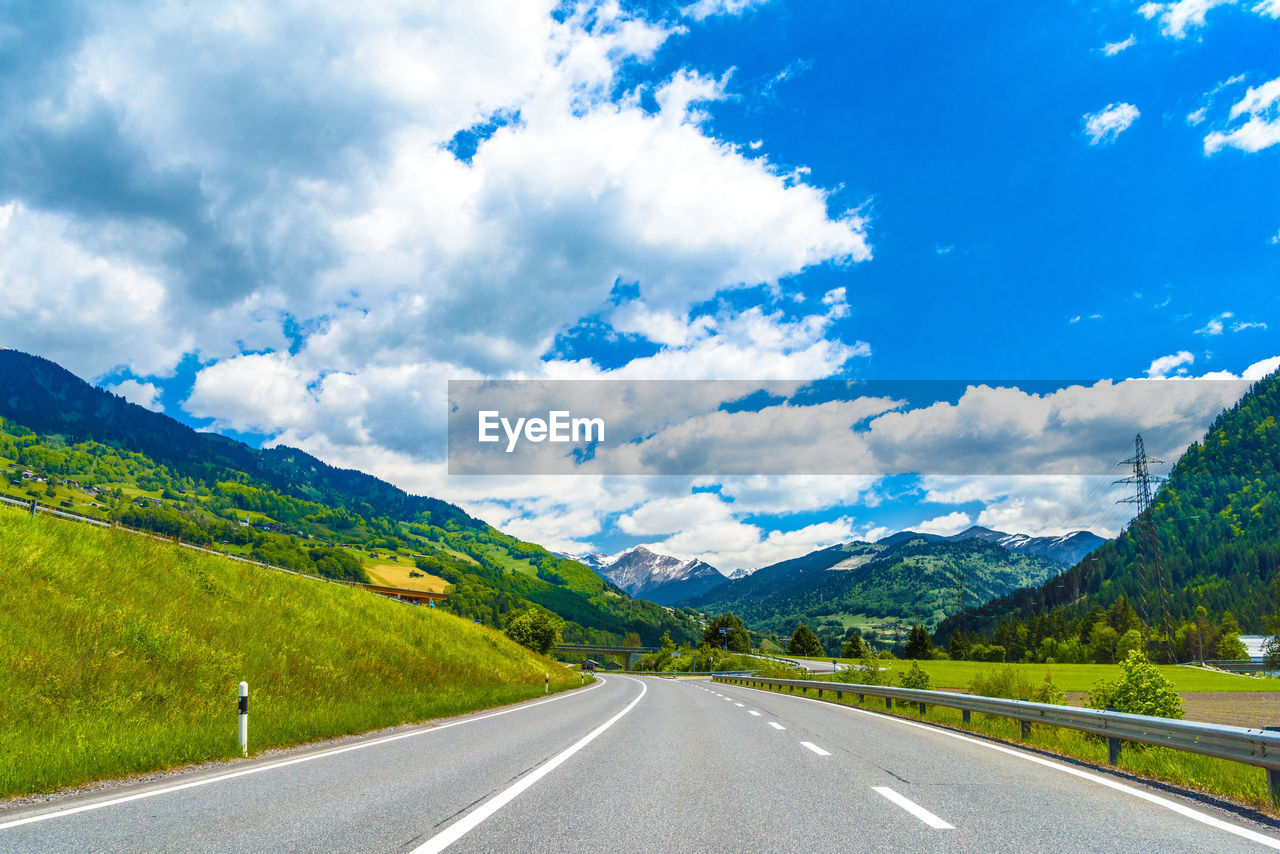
[1204,75,1280,154]
[1103,34,1137,55]
[1083,103,1140,144]
[1138,0,1234,38]
[105,379,163,412]
[1146,351,1195,377]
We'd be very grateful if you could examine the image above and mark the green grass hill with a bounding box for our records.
[0,505,585,798]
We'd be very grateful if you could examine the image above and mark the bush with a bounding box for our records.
[1030,672,1066,705]
[1087,649,1183,719]
[970,643,1006,663]
[839,651,885,685]
[968,665,1037,700]
[894,660,932,708]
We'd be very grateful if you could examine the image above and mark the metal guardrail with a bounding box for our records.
[1202,659,1277,674]
[0,492,110,526]
[715,674,1280,805]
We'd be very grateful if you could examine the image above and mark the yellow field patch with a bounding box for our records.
[364,561,449,593]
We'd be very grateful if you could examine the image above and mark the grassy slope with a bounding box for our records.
[0,507,584,799]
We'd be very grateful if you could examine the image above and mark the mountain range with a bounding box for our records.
[573,525,1103,644]
[575,546,726,606]
[879,526,1104,567]
[681,525,1103,647]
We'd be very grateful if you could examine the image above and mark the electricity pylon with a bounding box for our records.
[1115,434,1175,662]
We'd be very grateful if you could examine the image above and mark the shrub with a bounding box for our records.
[839,651,885,685]
[1087,649,1183,719]
[970,643,1006,663]
[898,661,932,690]
[894,660,932,708]
[968,665,1037,700]
[1030,672,1066,705]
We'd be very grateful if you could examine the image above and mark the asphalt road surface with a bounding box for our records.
[3,675,1279,853]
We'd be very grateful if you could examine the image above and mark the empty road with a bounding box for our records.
[3,675,1278,852]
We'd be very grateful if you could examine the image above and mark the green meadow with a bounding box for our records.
[784,655,1280,693]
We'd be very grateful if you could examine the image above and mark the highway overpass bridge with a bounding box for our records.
[553,643,658,669]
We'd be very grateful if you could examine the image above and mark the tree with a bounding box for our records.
[903,624,933,660]
[1105,595,1140,635]
[1089,623,1120,664]
[1217,633,1248,660]
[504,609,561,655]
[1116,628,1144,661]
[659,631,675,652]
[787,624,823,657]
[1265,621,1280,669]
[948,631,970,661]
[703,614,750,652]
[840,628,866,659]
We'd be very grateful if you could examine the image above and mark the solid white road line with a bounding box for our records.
[748,711,762,717]
[410,677,648,854]
[751,685,1280,850]
[873,786,954,830]
[0,679,606,833]
[800,741,831,756]
[768,722,786,730]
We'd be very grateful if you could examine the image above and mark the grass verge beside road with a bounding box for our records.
[0,507,585,799]
[741,676,1280,814]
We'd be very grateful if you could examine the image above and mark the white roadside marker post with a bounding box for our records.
[238,681,249,757]
[545,673,549,694]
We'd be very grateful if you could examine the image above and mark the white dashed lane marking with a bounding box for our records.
[872,786,954,830]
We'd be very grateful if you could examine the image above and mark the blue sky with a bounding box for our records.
[1,0,1277,571]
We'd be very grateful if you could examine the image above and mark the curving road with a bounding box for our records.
[2,676,1278,853]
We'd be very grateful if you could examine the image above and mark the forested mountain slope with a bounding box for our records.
[686,535,1066,640]
[937,370,1280,647]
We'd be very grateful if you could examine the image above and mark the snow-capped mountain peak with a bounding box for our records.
[574,546,727,606]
